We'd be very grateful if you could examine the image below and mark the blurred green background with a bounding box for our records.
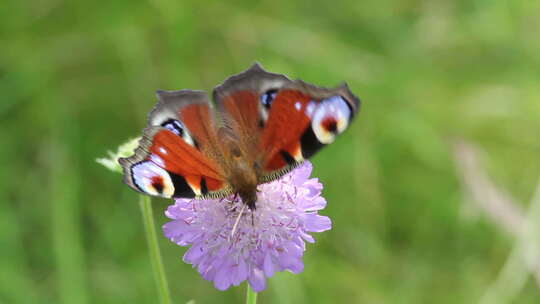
[1,0,539,303]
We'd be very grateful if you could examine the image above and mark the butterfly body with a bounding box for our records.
[119,64,360,209]
[220,131,260,209]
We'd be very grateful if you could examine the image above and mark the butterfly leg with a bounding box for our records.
[230,203,247,239]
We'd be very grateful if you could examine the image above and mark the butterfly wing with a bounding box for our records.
[259,81,360,181]
[119,90,232,199]
[213,63,361,183]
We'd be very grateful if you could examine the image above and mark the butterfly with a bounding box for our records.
[119,63,360,210]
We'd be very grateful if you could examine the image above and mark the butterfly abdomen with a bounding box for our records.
[227,156,259,210]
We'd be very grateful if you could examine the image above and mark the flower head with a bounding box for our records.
[163,161,331,292]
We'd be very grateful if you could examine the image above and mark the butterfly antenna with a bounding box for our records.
[230,203,247,239]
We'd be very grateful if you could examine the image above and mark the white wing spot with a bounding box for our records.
[295,101,302,111]
[306,102,316,117]
[150,154,166,167]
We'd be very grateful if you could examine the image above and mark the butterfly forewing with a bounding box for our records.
[213,64,292,158]
[119,90,232,199]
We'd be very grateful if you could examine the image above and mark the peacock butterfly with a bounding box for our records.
[119,63,361,209]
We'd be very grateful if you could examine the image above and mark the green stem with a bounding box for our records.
[139,195,172,304]
[246,284,258,304]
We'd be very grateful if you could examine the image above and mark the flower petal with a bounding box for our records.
[263,253,276,277]
[248,268,267,292]
[232,259,248,286]
[214,264,233,290]
[298,196,327,211]
[183,243,205,264]
[292,162,313,185]
[303,214,332,232]
[279,255,304,274]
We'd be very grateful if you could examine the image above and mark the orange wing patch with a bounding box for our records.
[150,130,222,179]
[260,90,312,171]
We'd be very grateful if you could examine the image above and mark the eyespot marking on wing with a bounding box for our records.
[261,89,278,109]
[150,176,165,194]
[310,95,352,144]
[160,119,196,147]
[131,161,175,198]
[321,117,338,133]
[259,88,279,124]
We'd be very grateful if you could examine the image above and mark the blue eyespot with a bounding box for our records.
[160,118,196,147]
[161,119,184,136]
[261,89,278,109]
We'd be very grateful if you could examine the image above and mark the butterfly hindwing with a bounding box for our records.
[119,90,232,199]
[260,81,360,180]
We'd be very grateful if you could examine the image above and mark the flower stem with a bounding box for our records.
[139,195,172,304]
[246,284,258,304]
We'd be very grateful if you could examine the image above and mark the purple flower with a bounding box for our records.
[163,161,331,292]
